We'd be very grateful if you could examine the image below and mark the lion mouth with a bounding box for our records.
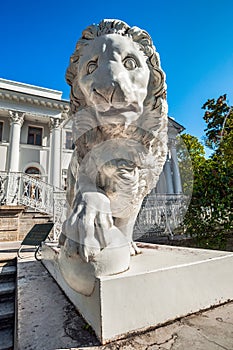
[96,104,140,117]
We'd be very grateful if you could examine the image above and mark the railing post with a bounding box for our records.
[53,190,56,241]
[6,172,20,205]
[0,172,8,205]
[52,189,67,242]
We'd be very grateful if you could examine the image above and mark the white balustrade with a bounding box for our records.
[0,171,66,240]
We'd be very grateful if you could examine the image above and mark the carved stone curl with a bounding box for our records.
[49,117,61,130]
[9,111,25,126]
[58,19,168,294]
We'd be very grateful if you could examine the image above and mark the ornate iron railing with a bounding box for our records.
[0,171,66,240]
[0,171,188,241]
[134,193,189,239]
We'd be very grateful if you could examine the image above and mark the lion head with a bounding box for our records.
[66,19,167,118]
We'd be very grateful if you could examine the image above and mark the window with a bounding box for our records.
[65,131,74,150]
[25,167,41,176]
[0,122,3,142]
[24,167,41,200]
[27,126,42,146]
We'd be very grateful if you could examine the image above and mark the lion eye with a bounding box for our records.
[87,61,98,74]
[123,57,138,70]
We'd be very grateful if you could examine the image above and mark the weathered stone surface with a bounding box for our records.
[0,206,23,241]
[18,211,51,241]
[17,258,99,350]
[0,207,51,241]
[0,217,18,231]
[0,231,18,242]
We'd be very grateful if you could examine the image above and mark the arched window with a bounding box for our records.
[24,167,41,201]
[25,167,41,176]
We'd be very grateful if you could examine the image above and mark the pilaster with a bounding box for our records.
[49,117,61,188]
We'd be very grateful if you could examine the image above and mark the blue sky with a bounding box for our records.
[1,0,233,152]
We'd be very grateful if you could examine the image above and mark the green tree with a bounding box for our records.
[203,94,233,167]
[179,96,233,249]
[180,133,205,168]
[177,133,205,196]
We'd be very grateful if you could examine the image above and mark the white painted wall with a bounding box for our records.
[19,146,49,177]
[0,144,8,171]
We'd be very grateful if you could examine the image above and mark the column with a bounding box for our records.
[170,139,182,194]
[49,118,61,188]
[8,111,25,172]
[156,172,166,194]
[164,153,174,194]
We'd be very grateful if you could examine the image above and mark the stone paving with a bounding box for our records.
[1,242,233,350]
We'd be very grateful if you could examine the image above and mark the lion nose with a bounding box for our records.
[93,82,126,104]
[93,85,115,104]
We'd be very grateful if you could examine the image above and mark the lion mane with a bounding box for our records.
[66,19,167,115]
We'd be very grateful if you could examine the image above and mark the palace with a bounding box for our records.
[0,78,185,240]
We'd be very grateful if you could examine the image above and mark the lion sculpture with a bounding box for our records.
[58,19,168,293]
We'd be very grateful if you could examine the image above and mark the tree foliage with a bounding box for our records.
[203,95,232,146]
[180,133,205,168]
[203,94,233,167]
[179,95,233,249]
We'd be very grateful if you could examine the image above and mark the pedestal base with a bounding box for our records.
[41,242,233,344]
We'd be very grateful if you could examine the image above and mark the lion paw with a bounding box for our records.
[130,241,141,256]
[79,238,101,263]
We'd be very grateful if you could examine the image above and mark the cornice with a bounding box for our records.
[168,117,185,132]
[0,107,69,122]
[0,88,69,112]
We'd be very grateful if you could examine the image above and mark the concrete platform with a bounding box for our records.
[41,242,233,344]
[17,256,233,350]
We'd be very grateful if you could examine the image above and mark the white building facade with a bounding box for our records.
[0,78,72,189]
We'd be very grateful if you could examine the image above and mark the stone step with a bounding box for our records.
[0,282,15,301]
[0,266,16,282]
[0,260,16,268]
[0,260,16,349]
[0,302,14,323]
[0,327,13,350]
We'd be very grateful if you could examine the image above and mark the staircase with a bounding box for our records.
[0,171,66,241]
[0,259,17,350]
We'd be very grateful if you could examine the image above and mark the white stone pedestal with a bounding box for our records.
[41,242,233,344]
